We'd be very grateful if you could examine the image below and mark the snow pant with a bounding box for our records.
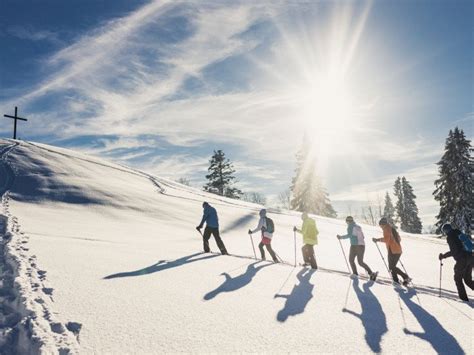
[453,255,474,301]
[259,241,278,262]
[349,245,372,275]
[202,227,228,255]
[302,244,317,269]
[388,249,408,283]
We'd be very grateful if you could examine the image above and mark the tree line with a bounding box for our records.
[179,126,472,235]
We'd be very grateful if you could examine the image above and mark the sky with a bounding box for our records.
[0,0,472,229]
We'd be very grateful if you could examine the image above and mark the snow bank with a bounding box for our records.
[0,139,472,354]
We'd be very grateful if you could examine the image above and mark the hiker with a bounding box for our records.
[248,209,279,262]
[337,216,377,280]
[373,217,411,286]
[439,223,474,302]
[196,202,228,255]
[293,212,318,269]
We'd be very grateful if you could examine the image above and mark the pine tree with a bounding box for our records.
[433,127,473,233]
[401,177,422,233]
[394,176,423,233]
[394,177,404,225]
[203,150,242,199]
[290,137,336,217]
[383,191,395,225]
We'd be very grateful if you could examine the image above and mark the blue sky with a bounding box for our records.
[1,0,472,228]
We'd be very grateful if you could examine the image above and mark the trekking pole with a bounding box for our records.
[249,232,257,259]
[274,251,285,264]
[197,228,210,253]
[439,259,443,297]
[399,259,409,277]
[337,237,351,273]
[294,230,297,267]
[373,239,390,276]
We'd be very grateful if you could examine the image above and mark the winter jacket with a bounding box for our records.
[297,217,318,245]
[340,222,365,246]
[251,217,273,239]
[443,229,472,262]
[380,224,402,254]
[198,204,219,229]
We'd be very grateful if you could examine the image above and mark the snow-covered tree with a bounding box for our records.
[242,192,267,205]
[401,177,423,233]
[290,137,336,217]
[394,177,403,225]
[394,177,422,233]
[278,189,291,210]
[176,177,191,186]
[203,150,242,199]
[383,192,395,225]
[433,127,473,233]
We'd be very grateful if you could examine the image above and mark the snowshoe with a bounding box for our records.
[402,277,412,287]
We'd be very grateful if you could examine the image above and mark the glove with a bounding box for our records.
[438,253,444,261]
[372,238,378,243]
[336,235,341,239]
[293,226,297,232]
[248,229,252,235]
[196,226,201,231]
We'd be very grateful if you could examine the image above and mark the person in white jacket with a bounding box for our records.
[248,209,279,262]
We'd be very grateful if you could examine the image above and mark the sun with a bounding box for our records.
[299,75,355,133]
[250,1,374,168]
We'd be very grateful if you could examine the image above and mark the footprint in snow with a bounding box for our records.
[42,287,53,296]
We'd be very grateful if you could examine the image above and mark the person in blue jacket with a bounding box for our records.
[337,216,377,280]
[196,202,228,255]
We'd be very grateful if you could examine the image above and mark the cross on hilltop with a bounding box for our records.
[3,106,28,140]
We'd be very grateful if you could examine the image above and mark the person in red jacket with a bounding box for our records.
[373,217,411,286]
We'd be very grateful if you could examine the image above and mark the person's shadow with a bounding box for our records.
[274,268,316,322]
[204,261,271,300]
[397,287,464,354]
[103,252,218,279]
[342,278,387,353]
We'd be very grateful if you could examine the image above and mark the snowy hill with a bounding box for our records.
[0,139,472,354]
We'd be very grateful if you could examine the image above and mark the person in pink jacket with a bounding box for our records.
[248,209,279,263]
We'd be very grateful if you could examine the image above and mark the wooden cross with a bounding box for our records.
[4,106,28,140]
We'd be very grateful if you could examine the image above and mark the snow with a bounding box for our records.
[0,139,472,354]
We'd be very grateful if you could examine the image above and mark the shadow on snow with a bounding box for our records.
[397,288,465,355]
[342,278,387,353]
[220,213,255,234]
[103,252,218,279]
[274,268,316,322]
[203,261,271,300]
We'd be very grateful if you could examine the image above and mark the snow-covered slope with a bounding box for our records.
[0,139,472,354]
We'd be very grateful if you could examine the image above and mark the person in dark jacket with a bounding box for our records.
[439,223,474,301]
[196,202,228,255]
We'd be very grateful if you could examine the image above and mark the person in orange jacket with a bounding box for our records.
[373,217,411,286]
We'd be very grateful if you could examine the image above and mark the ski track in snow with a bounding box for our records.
[0,138,472,354]
[0,140,81,354]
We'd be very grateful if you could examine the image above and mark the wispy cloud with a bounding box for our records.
[6,26,61,44]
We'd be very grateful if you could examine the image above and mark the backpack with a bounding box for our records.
[458,233,473,253]
[353,225,365,244]
[265,217,275,234]
[391,227,401,244]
